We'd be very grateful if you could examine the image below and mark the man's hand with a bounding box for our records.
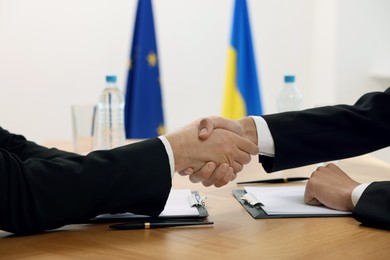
[198,116,258,145]
[178,162,235,188]
[165,118,258,176]
[304,163,360,211]
[177,116,259,187]
[179,116,248,176]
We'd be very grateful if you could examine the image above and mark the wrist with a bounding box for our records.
[164,132,187,172]
[165,129,203,172]
[239,117,258,145]
[344,181,361,211]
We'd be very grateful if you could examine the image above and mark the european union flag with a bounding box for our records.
[222,0,263,119]
[125,0,164,138]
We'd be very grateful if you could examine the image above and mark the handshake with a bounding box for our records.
[164,116,259,187]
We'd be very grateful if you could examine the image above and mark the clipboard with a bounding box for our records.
[90,190,208,223]
[233,189,351,219]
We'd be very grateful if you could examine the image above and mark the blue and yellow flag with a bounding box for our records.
[125,0,164,138]
[222,0,263,119]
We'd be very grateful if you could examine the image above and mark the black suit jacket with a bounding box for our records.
[0,128,172,234]
[261,87,390,229]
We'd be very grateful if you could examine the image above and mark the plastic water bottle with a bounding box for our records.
[93,75,126,150]
[276,75,303,112]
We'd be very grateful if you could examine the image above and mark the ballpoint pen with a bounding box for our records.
[109,221,214,230]
[237,177,309,184]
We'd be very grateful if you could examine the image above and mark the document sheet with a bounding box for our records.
[244,186,351,215]
[159,189,200,217]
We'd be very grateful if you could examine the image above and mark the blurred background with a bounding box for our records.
[0,0,389,161]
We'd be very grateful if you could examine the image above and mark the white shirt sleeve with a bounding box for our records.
[250,116,275,156]
[157,136,175,177]
[351,183,371,207]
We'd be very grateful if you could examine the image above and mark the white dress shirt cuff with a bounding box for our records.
[250,116,275,156]
[351,183,371,207]
[158,136,175,177]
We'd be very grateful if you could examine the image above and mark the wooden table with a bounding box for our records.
[1,143,390,259]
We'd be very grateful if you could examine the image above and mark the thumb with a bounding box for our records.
[304,197,323,206]
[304,188,323,206]
[178,168,194,176]
[199,116,245,140]
[198,118,214,140]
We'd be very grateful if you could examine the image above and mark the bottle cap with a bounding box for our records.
[106,75,117,83]
[284,75,295,83]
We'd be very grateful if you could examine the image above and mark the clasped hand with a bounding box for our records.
[165,116,258,187]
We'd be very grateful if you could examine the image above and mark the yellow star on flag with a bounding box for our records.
[146,52,157,67]
[157,124,165,135]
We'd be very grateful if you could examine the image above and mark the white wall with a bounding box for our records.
[0,0,314,143]
[335,0,390,102]
[0,0,389,161]
[334,0,390,162]
[0,0,136,142]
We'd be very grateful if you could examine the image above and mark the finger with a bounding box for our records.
[233,150,252,166]
[230,167,237,181]
[178,168,194,176]
[198,118,215,140]
[231,161,244,173]
[214,168,235,188]
[304,179,322,206]
[326,163,337,168]
[210,117,244,136]
[326,163,343,173]
[304,197,323,206]
[199,116,245,140]
[236,135,259,155]
[202,163,230,187]
[314,165,326,173]
[189,162,216,183]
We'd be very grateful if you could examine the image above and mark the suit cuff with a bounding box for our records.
[158,136,175,177]
[351,183,371,206]
[251,116,275,156]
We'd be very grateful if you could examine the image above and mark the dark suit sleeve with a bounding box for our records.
[353,182,390,229]
[259,88,390,229]
[0,127,172,235]
[260,87,390,172]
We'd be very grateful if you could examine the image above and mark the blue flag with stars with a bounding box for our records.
[125,0,164,138]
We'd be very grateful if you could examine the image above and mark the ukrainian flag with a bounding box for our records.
[222,0,263,119]
[124,0,164,138]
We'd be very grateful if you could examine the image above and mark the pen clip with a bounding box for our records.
[187,194,207,207]
[241,192,263,208]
